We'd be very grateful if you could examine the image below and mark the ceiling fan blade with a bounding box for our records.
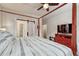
[37,6,43,10]
[49,3,59,6]
[46,8,49,11]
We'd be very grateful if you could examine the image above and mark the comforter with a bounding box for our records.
[0,31,73,56]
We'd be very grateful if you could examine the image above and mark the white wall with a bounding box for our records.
[0,6,38,37]
[43,4,72,39]
[77,4,79,55]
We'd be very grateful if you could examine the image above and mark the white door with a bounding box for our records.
[27,22,35,36]
[16,20,27,37]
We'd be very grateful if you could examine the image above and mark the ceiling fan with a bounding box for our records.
[37,3,59,11]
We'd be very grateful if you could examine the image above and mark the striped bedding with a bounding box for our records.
[0,31,73,56]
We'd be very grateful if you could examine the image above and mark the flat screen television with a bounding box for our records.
[57,24,72,33]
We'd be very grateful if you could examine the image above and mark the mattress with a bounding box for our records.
[0,31,73,56]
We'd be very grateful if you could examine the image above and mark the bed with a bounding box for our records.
[0,31,73,56]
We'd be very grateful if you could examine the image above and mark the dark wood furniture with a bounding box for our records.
[55,34,72,49]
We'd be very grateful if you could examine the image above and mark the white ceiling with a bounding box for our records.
[0,3,63,18]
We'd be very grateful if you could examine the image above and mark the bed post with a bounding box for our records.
[71,3,77,55]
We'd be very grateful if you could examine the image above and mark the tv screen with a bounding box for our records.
[57,24,72,34]
[58,25,61,33]
[69,24,72,33]
[61,25,66,33]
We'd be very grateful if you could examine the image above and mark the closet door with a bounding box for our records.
[16,20,27,37]
[27,22,35,36]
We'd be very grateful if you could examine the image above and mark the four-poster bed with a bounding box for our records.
[0,3,77,56]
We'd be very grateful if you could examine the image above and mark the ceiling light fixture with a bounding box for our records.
[43,3,49,9]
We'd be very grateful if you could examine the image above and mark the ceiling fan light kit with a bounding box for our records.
[43,3,49,9]
[37,3,59,11]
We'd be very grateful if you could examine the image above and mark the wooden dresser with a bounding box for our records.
[54,34,72,48]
